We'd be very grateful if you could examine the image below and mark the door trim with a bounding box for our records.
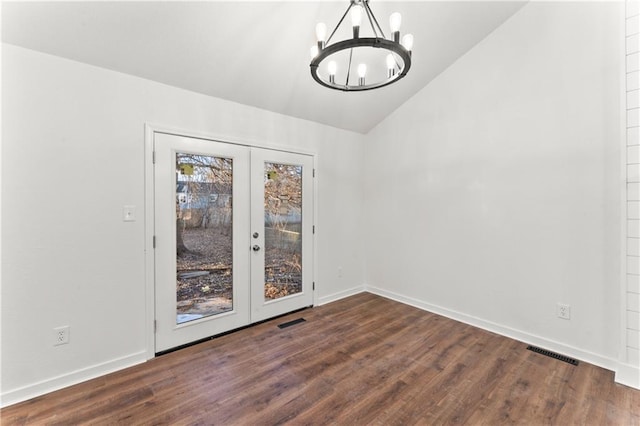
[144,123,318,359]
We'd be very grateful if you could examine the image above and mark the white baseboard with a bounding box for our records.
[366,285,619,373]
[615,363,640,389]
[1,351,147,408]
[318,285,365,306]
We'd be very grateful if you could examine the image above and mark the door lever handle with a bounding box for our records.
[252,245,261,251]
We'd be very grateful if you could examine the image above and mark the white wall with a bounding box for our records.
[1,44,366,405]
[365,2,623,369]
[2,0,633,406]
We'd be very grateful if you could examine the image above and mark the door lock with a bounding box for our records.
[252,245,261,251]
[253,232,259,238]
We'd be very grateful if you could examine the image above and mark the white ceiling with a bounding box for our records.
[1,1,526,134]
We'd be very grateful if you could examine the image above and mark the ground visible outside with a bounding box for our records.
[176,226,302,323]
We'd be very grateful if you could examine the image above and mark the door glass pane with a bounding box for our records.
[264,162,303,300]
[176,153,233,324]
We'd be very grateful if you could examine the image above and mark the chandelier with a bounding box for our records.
[310,0,413,92]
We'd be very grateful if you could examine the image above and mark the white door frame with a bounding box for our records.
[144,123,318,359]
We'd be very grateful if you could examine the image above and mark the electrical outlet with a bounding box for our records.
[557,303,571,320]
[54,326,70,346]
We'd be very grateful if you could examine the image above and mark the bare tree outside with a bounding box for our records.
[263,163,303,300]
[175,153,233,324]
[174,156,304,323]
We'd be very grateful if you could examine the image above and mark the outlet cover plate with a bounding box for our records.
[557,303,571,320]
[54,326,70,346]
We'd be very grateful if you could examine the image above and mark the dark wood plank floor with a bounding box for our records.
[3,292,639,425]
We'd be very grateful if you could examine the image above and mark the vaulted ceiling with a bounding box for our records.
[2,1,526,133]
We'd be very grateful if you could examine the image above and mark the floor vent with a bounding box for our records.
[527,345,578,365]
[278,318,306,329]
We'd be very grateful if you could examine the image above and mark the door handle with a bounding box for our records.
[252,245,261,251]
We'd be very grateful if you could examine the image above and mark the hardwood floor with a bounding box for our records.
[3,293,639,425]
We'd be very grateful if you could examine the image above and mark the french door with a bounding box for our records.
[154,133,314,353]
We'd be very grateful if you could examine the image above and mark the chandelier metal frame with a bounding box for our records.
[310,0,412,92]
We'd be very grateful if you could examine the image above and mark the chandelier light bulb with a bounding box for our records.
[351,5,363,27]
[315,23,327,42]
[390,12,402,42]
[328,60,337,83]
[328,61,337,75]
[357,63,367,78]
[386,54,396,78]
[351,5,362,38]
[358,63,367,86]
[389,12,402,32]
[310,45,319,59]
[402,33,414,52]
[386,54,395,70]
[315,22,327,50]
